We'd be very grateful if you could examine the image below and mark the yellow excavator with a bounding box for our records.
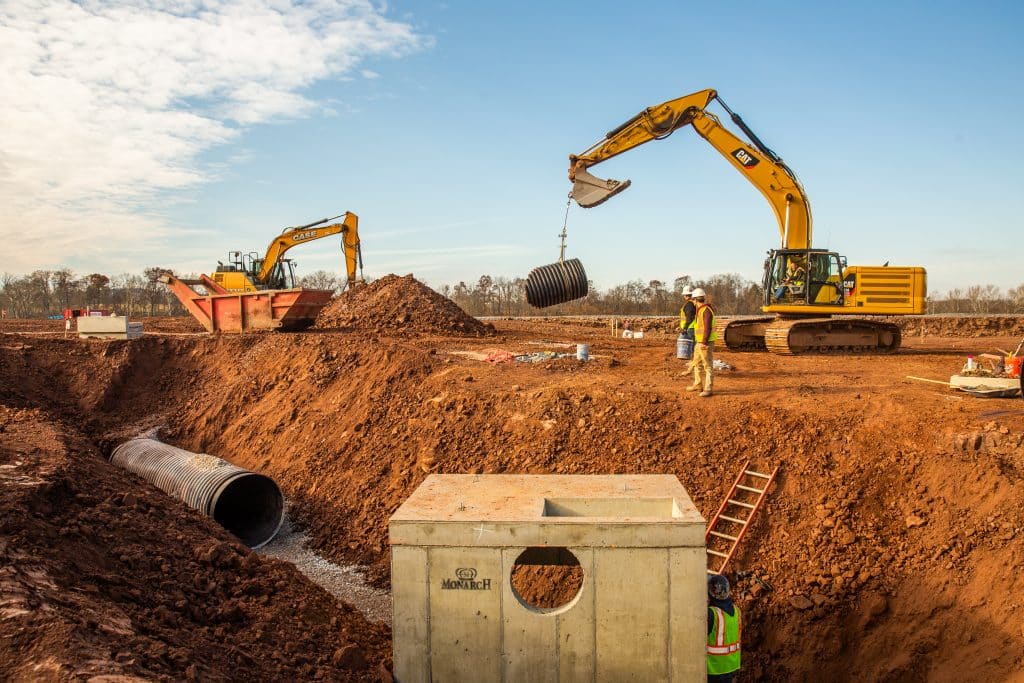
[568,88,927,354]
[211,211,364,292]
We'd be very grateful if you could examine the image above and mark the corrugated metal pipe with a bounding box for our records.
[111,438,284,548]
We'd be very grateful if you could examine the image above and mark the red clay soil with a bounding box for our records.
[0,353,390,681]
[2,309,1024,681]
[314,274,495,336]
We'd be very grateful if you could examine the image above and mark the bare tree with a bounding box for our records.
[965,284,1002,314]
[1008,283,1024,313]
[300,270,342,292]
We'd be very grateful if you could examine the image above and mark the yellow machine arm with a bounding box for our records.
[568,88,813,250]
[256,211,362,286]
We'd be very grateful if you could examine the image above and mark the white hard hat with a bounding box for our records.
[691,287,706,298]
[682,286,693,295]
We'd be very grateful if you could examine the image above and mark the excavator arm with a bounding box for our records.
[568,89,813,250]
[256,211,363,287]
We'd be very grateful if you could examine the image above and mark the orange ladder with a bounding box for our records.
[705,460,779,575]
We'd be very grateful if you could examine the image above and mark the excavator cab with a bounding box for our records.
[265,259,298,290]
[212,251,297,291]
[764,249,846,308]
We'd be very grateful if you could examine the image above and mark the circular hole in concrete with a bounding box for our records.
[212,474,284,549]
[510,547,584,613]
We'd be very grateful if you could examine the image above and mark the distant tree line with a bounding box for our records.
[437,277,1024,318]
[0,267,354,319]
[0,268,190,318]
[437,273,765,317]
[927,285,1024,314]
[3,266,1023,319]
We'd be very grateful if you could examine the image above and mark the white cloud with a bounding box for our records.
[0,0,425,274]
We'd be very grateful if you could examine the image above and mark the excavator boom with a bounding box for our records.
[569,89,812,250]
[257,212,362,287]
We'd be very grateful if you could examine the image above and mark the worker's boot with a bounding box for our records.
[686,366,702,391]
[700,369,714,397]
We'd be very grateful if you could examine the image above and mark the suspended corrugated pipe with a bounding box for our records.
[110,438,284,548]
[525,258,589,308]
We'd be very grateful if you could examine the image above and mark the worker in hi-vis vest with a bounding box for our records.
[707,573,741,682]
[686,288,717,397]
[679,285,696,340]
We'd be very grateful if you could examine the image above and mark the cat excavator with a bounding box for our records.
[567,88,927,354]
[211,211,364,292]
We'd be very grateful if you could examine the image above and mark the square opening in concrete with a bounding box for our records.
[542,497,683,518]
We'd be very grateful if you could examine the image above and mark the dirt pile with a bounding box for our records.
[314,274,494,336]
[3,315,1024,681]
[0,365,391,681]
[895,314,1024,338]
[155,326,1023,681]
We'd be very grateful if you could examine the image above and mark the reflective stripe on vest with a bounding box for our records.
[694,302,718,342]
[707,605,741,675]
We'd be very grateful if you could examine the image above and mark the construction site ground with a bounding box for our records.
[2,278,1023,682]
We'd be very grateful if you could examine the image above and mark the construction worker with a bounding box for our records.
[707,574,741,683]
[686,288,716,397]
[679,286,696,340]
[774,257,805,300]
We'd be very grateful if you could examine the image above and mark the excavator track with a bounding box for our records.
[763,318,901,355]
[719,317,773,352]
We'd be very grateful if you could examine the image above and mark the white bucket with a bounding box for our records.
[676,336,694,360]
[576,343,590,361]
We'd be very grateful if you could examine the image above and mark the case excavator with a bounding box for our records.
[211,211,363,292]
[159,212,364,333]
[566,88,926,355]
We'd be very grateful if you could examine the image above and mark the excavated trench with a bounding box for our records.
[3,300,1024,681]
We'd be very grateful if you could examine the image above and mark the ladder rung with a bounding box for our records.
[718,514,747,525]
[707,550,729,558]
[736,484,764,494]
[709,530,739,541]
[728,498,756,509]
[745,469,772,479]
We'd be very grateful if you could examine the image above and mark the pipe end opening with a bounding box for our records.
[212,474,284,548]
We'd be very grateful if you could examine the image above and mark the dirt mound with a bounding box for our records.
[895,314,1024,338]
[4,318,1024,681]
[314,274,494,336]
[0,404,390,681]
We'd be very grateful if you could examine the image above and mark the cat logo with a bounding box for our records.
[731,148,759,169]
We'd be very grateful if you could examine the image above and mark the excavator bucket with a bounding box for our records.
[571,168,632,208]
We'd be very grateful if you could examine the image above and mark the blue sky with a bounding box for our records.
[3,1,1022,295]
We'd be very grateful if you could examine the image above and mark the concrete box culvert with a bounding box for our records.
[390,474,707,683]
[111,438,284,548]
